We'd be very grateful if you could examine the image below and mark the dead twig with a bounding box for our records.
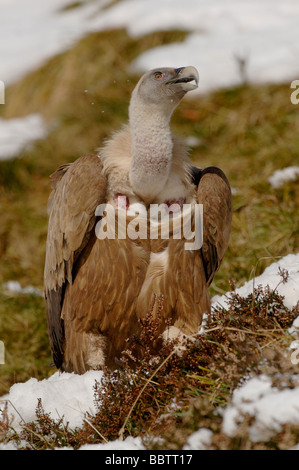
[118,349,176,440]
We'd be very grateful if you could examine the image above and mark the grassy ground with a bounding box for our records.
[0,28,298,447]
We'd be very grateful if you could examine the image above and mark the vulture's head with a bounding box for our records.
[128,66,199,201]
[129,66,199,122]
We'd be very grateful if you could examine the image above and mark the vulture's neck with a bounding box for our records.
[129,101,174,203]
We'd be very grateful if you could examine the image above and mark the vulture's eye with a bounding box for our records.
[154,72,163,80]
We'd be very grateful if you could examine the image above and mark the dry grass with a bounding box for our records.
[0,27,298,448]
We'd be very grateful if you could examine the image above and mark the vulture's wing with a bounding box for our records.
[192,166,232,285]
[44,154,107,368]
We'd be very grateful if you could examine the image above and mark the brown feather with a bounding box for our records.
[196,167,232,286]
[44,154,107,368]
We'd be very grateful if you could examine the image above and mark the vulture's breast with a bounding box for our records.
[95,186,199,321]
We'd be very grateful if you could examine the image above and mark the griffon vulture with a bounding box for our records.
[44,66,232,373]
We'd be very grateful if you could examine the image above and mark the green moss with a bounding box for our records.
[0,292,54,395]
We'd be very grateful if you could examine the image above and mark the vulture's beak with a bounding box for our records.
[167,66,199,91]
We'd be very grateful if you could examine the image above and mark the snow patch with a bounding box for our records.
[0,114,47,161]
[79,436,145,451]
[212,253,299,311]
[268,166,299,189]
[0,0,298,93]
[0,0,111,85]
[1,371,103,433]
[183,428,213,450]
[222,374,299,442]
[2,281,43,297]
